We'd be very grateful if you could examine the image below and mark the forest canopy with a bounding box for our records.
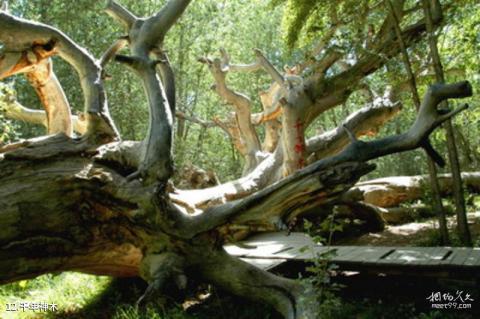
[1,0,477,181]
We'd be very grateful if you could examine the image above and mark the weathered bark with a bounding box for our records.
[199,48,293,174]
[306,95,402,161]
[0,43,73,136]
[0,1,474,318]
[0,11,118,141]
[352,172,480,208]
[0,79,472,319]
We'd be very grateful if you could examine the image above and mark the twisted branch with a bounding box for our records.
[0,12,118,141]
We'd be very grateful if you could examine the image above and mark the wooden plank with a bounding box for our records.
[375,248,430,265]
[272,242,317,259]
[464,248,480,266]
[447,248,472,266]
[294,245,329,260]
[224,244,259,257]
[416,247,451,265]
[353,247,396,264]
[227,232,480,275]
[240,258,286,271]
[228,232,319,259]
[325,246,358,262]
[333,246,373,262]
[243,232,316,246]
[374,248,401,265]
[225,241,299,258]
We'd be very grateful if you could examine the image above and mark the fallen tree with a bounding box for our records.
[0,1,474,318]
[353,172,480,207]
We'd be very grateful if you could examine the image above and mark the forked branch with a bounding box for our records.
[105,0,137,30]
[0,11,118,141]
[106,0,193,184]
[169,81,472,238]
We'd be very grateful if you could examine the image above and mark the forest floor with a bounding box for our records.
[338,212,480,246]
[1,211,479,319]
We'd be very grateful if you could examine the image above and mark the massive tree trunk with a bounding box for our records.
[0,1,474,318]
[0,84,471,318]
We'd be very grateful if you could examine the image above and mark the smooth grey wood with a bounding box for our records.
[353,247,395,264]
[464,248,480,266]
[240,258,286,270]
[449,248,473,266]
[422,247,451,265]
[332,246,371,262]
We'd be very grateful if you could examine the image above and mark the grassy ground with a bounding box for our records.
[1,198,478,318]
[0,271,475,319]
[0,274,276,319]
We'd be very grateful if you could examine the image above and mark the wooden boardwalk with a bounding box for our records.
[224,232,480,278]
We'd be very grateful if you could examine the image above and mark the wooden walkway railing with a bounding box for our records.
[224,232,480,278]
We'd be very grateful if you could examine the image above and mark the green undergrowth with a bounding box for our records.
[0,273,277,319]
[0,268,476,319]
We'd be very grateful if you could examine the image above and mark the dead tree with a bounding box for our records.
[0,1,474,318]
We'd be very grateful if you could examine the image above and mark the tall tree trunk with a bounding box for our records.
[422,0,471,246]
[387,0,449,244]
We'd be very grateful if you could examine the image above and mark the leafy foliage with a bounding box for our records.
[0,83,21,144]
[2,0,479,181]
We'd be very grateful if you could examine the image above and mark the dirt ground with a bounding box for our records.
[338,212,480,246]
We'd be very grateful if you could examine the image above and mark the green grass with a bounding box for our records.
[0,270,476,319]
[0,273,275,319]
[0,273,112,319]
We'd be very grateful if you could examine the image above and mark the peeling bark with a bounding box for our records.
[0,1,474,318]
[0,12,119,141]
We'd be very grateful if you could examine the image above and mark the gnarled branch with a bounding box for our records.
[171,81,472,238]
[0,12,118,141]
[306,96,402,160]
[199,52,262,173]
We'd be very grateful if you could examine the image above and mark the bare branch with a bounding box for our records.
[0,90,88,134]
[100,37,128,68]
[136,0,191,48]
[105,0,137,30]
[253,49,285,86]
[199,53,262,172]
[175,111,216,128]
[116,54,173,183]
[219,48,260,73]
[153,50,176,114]
[174,81,472,235]
[0,93,46,127]
[0,12,119,141]
[306,97,402,158]
[105,1,193,184]
[25,58,73,136]
[335,82,472,162]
